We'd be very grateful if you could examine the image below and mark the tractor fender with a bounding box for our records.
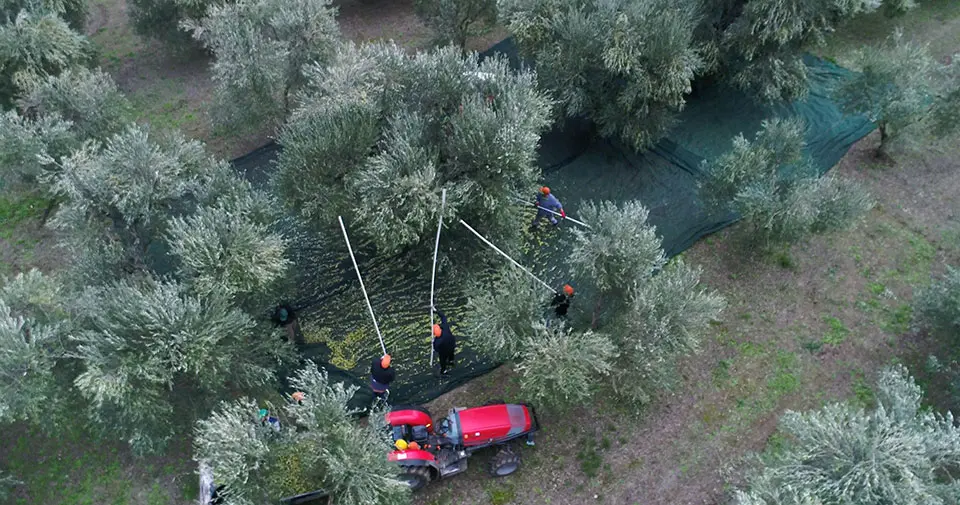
[386,408,433,431]
[387,449,437,465]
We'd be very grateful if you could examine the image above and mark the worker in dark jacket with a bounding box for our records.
[370,354,394,400]
[551,284,575,318]
[532,186,565,229]
[432,308,457,376]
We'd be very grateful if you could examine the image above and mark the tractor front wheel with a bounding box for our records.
[398,465,432,491]
[489,446,521,477]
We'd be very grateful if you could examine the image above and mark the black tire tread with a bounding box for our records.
[488,446,521,477]
[399,465,432,491]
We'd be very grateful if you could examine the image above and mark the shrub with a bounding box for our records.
[733,364,960,505]
[913,266,960,336]
[499,0,702,151]
[17,67,130,140]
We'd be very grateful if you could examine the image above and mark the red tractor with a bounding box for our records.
[385,402,540,490]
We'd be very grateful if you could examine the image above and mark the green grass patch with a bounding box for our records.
[822,315,849,345]
[1,423,188,505]
[485,481,516,505]
[0,194,48,239]
[576,437,604,478]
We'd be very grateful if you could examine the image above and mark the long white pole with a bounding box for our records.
[459,219,557,294]
[514,197,592,229]
[429,189,447,367]
[338,216,387,356]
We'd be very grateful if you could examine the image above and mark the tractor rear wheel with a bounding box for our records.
[398,465,432,491]
[489,446,521,477]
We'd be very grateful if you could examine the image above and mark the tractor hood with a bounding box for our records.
[456,404,533,447]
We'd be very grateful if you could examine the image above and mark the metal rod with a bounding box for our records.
[338,216,387,356]
[459,219,557,294]
[514,196,592,229]
[429,189,446,367]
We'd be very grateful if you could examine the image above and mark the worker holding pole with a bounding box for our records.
[370,354,395,400]
[531,186,565,229]
[551,284,575,319]
[431,307,457,377]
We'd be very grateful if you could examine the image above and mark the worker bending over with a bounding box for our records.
[370,354,395,400]
[432,307,457,376]
[551,284,575,318]
[532,186,565,229]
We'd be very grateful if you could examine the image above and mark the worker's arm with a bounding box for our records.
[436,308,448,326]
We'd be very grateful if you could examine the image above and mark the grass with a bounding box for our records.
[576,437,604,478]
[0,423,192,505]
[485,481,516,505]
[822,315,850,345]
[0,193,48,239]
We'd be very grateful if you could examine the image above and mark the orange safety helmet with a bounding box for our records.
[381,354,391,369]
[563,284,575,296]
[407,441,421,451]
[540,186,551,195]
[432,324,442,338]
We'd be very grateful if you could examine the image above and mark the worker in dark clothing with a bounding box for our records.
[370,354,395,400]
[531,186,565,229]
[271,304,300,343]
[551,284,575,318]
[432,308,457,376]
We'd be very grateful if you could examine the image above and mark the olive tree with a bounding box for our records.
[837,29,938,155]
[185,0,341,130]
[715,0,879,103]
[0,9,91,107]
[0,67,129,202]
[414,0,496,48]
[913,266,960,337]
[733,364,960,505]
[127,0,217,48]
[464,266,549,361]
[275,41,552,259]
[49,125,295,452]
[0,269,65,426]
[195,363,410,505]
[699,118,872,247]
[931,56,960,138]
[499,0,702,151]
[567,200,725,406]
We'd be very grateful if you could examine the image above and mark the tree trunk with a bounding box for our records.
[877,122,889,156]
[39,198,58,227]
[591,297,603,330]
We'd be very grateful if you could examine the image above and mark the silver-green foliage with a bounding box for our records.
[464,266,549,361]
[166,178,289,302]
[72,278,291,455]
[0,108,75,188]
[734,364,960,505]
[127,0,217,47]
[414,0,496,48]
[568,199,724,406]
[0,269,64,425]
[931,54,960,139]
[499,0,702,151]
[618,259,726,404]
[1,0,89,31]
[718,0,879,103]
[195,363,410,505]
[913,266,960,336]
[17,67,130,140]
[0,9,90,107]
[276,42,551,255]
[185,0,340,130]
[837,29,937,154]
[517,322,617,410]
[700,118,872,246]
